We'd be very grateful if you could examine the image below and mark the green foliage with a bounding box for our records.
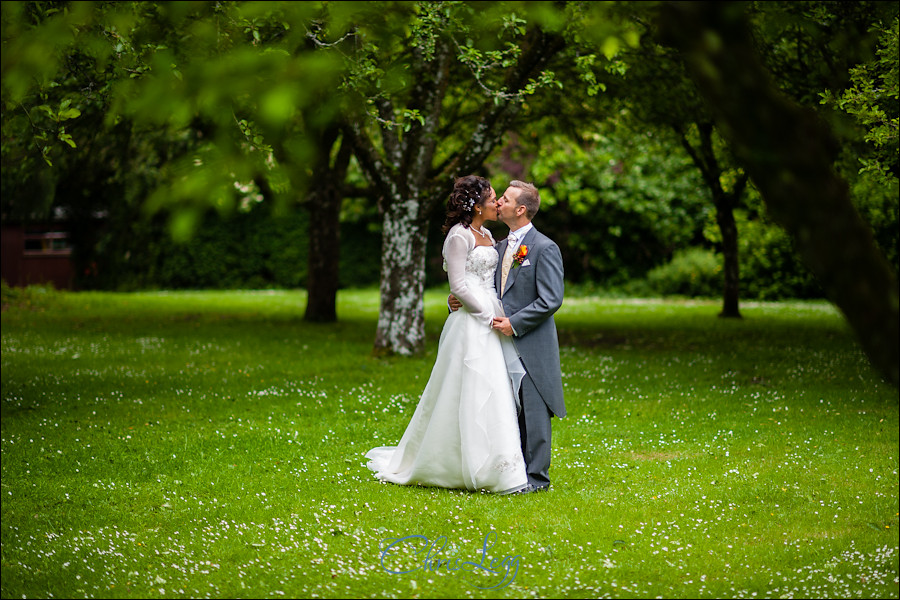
[750,3,899,285]
[847,162,900,272]
[705,7,900,299]
[82,208,309,291]
[2,1,103,217]
[644,247,722,298]
[154,210,310,290]
[821,16,899,184]
[0,279,60,310]
[2,0,897,309]
[733,214,822,300]
[338,221,383,289]
[699,190,823,300]
[2,1,344,235]
[73,201,383,292]
[751,0,898,107]
[507,124,711,285]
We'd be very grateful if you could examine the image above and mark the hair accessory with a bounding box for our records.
[461,189,480,212]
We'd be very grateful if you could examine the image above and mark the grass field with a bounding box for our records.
[1,287,898,598]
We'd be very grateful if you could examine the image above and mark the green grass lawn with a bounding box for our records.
[2,288,897,598]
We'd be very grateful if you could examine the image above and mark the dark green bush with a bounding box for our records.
[74,201,386,291]
[151,208,310,289]
[645,247,722,297]
[0,280,60,310]
[736,217,822,300]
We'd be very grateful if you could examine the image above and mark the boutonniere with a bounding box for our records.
[512,245,528,268]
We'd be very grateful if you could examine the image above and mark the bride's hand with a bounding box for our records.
[448,294,463,312]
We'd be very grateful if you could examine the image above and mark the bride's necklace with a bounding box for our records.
[471,225,488,238]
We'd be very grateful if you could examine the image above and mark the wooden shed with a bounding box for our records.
[1,224,75,289]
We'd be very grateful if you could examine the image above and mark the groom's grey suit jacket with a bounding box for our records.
[495,226,566,418]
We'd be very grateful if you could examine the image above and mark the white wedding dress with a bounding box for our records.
[365,223,528,494]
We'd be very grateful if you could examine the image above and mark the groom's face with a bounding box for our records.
[497,187,522,224]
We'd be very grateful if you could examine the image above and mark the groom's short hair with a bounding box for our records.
[509,180,540,219]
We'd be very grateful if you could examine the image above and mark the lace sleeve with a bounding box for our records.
[443,231,494,325]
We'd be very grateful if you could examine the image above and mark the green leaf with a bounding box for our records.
[170,209,201,243]
[624,30,641,48]
[57,107,81,121]
[58,131,77,148]
[260,86,297,125]
[601,37,620,60]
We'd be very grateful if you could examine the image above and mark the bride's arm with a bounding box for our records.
[444,233,494,325]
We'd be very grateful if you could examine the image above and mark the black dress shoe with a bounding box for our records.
[514,483,550,494]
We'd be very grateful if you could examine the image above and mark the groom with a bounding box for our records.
[452,180,566,492]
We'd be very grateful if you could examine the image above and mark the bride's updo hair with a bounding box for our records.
[442,175,491,235]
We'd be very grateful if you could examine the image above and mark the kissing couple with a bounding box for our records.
[366,175,566,495]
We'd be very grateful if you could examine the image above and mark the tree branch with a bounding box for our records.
[342,121,394,203]
[375,97,402,170]
[445,28,566,181]
[402,39,453,195]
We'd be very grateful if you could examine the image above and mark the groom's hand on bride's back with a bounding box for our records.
[448,294,463,312]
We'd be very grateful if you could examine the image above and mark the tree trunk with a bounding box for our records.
[304,181,341,322]
[304,127,351,323]
[373,196,429,356]
[659,1,900,387]
[678,125,746,318]
[714,190,742,318]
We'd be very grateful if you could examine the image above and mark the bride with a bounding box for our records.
[365,175,528,494]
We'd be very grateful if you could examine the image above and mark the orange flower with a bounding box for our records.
[513,244,528,267]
